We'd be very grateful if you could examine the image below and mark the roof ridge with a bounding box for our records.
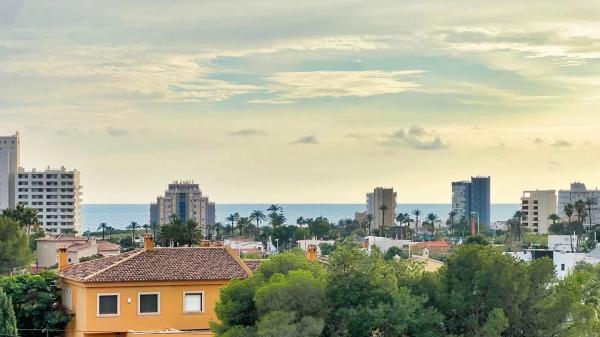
[83,249,144,281]
[224,246,253,276]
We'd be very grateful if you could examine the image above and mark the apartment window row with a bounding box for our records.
[17,174,74,179]
[95,291,205,317]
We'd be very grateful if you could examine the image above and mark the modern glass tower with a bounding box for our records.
[452,176,491,232]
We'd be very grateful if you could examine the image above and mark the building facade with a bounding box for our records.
[150,181,214,233]
[16,166,82,234]
[58,235,252,337]
[520,190,557,234]
[206,201,216,226]
[451,176,491,231]
[366,187,397,232]
[558,182,600,225]
[0,132,20,210]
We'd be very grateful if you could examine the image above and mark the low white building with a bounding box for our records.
[224,238,264,256]
[363,236,412,254]
[507,248,600,279]
[297,238,335,255]
[548,235,578,252]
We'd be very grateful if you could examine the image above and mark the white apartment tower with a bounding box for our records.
[558,182,600,225]
[150,181,214,234]
[520,190,557,234]
[0,132,20,210]
[16,166,82,234]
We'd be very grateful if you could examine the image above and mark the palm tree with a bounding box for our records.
[395,213,408,239]
[267,204,283,213]
[250,210,266,238]
[448,211,457,225]
[150,222,160,238]
[237,217,252,237]
[225,213,240,237]
[183,219,201,246]
[214,222,224,240]
[97,222,108,240]
[107,226,114,240]
[365,214,373,236]
[547,213,560,225]
[426,213,438,233]
[575,199,587,223]
[412,209,422,235]
[127,222,141,247]
[142,224,150,234]
[378,204,388,236]
[564,203,575,223]
[585,198,596,229]
[159,223,177,247]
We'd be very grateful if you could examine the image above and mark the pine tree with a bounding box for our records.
[0,290,17,337]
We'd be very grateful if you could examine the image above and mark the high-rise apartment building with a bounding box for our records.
[0,132,20,210]
[521,190,557,234]
[366,187,397,232]
[558,182,600,225]
[451,176,491,231]
[150,181,214,233]
[16,167,82,234]
[207,202,216,226]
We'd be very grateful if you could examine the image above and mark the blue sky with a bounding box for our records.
[2,0,600,203]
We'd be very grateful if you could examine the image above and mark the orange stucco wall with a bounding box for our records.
[62,279,229,337]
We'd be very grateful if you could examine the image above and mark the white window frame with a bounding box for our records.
[182,291,205,314]
[97,293,120,317]
[138,292,161,316]
[62,287,72,309]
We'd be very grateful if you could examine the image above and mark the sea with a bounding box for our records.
[81,204,520,232]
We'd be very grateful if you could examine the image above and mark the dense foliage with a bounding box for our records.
[0,216,32,274]
[0,290,18,336]
[213,241,592,337]
[0,271,72,337]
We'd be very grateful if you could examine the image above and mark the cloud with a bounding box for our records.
[385,126,448,150]
[292,135,320,145]
[551,139,571,147]
[262,70,423,102]
[106,126,130,137]
[534,137,544,145]
[229,129,266,137]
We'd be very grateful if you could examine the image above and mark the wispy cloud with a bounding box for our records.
[229,129,266,137]
[262,70,423,102]
[384,126,448,150]
[292,135,320,145]
[106,126,130,137]
[551,139,571,147]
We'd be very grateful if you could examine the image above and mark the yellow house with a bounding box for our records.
[57,235,252,337]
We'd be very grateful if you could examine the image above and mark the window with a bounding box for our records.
[561,264,565,271]
[97,293,119,316]
[62,287,72,309]
[138,292,160,315]
[183,292,204,313]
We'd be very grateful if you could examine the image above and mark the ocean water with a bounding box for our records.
[81,203,520,232]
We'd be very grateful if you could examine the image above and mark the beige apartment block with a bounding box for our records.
[521,190,557,234]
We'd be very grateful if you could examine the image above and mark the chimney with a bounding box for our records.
[306,244,318,262]
[144,234,154,251]
[57,246,69,270]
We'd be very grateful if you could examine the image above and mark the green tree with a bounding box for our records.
[0,271,72,337]
[378,204,388,236]
[564,203,575,222]
[97,222,108,240]
[0,216,32,274]
[183,219,202,246]
[548,213,560,225]
[307,217,331,238]
[325,241,443,337]
[575,199,587,224]
[1,204,40,235]
[250,210,267,238]
[127,221,141,247]
[0,290,17,337]
[384,246,408,260]
[464,235,489,245]
[425,213,438,233]
[226,213,240,236]
[412,209,422,235]
[585,198,596,229]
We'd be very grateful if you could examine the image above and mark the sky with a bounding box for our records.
[1,0,600,204]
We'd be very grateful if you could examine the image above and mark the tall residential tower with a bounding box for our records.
[366,187,397,233]
[0,132,20,210]
[451,176,491,231]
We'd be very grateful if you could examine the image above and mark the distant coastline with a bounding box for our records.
[81,203,520,232]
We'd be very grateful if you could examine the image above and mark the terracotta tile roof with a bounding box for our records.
[97,241,121,251]
[36,234,87,242]
[67,243,92,252]
[59,247,251,283]
[243,259,264,272]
